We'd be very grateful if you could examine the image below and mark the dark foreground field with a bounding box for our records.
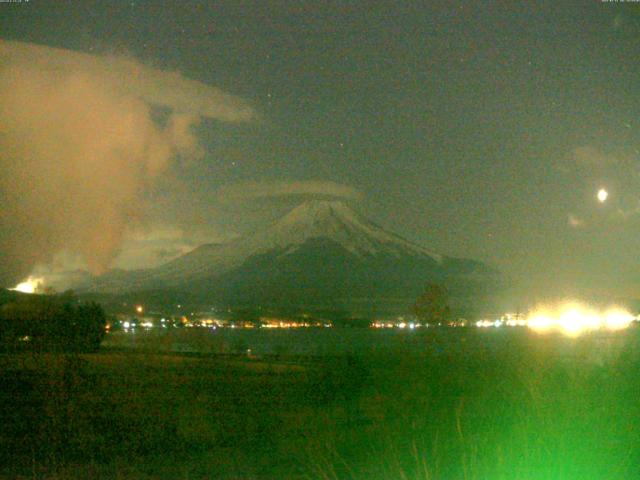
[2,328,640,479]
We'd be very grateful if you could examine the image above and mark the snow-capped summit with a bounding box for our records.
[243,200,442,260]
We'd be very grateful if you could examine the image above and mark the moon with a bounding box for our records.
[597,188,608,203]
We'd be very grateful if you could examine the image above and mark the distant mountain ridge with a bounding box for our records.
[87,200,499,313]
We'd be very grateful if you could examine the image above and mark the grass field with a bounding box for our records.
[1,328,640,479]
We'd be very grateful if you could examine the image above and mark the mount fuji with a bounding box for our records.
[89,200,498,312]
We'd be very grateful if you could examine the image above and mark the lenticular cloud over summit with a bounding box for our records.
[0,40,253,286]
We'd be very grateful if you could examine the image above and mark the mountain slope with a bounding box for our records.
[91,200,498,311]
[147,200,444,285]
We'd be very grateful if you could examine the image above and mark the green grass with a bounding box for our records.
[1,329,640,479]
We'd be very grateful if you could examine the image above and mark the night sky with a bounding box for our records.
[1,1,640,300]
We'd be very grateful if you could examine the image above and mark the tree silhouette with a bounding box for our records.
[412,283,451,325]
[0,291,106,352]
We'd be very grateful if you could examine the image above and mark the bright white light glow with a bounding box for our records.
[527,302,634,336]
[597,188,608,203]
[10,276,44,294]
[604,309,635,331]
[476,320,494,328]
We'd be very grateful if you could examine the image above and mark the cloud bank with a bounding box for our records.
[216,180,363,203]
[0,40,253,285]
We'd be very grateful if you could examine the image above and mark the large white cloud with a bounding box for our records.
[0,41,254,121]
[0,40,253,285]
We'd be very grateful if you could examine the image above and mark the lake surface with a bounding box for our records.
[103,326,640,363]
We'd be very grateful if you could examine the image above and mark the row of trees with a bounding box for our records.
[0,290,107,352]
[0,282,449,352]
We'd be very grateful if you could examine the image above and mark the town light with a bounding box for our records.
[527,302,635,336]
